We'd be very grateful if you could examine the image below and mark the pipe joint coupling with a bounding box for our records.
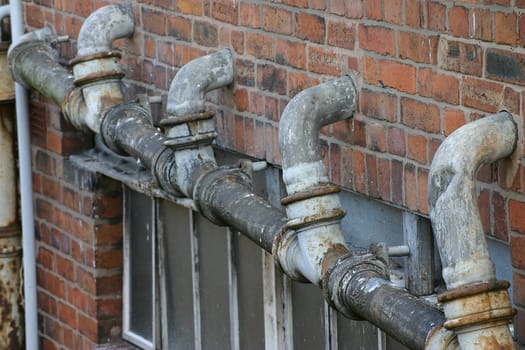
[70,51,125,86]
[322,251,389,319]
[438,281,516,334]
[100,101,153,155]
[271,228,309,282]
[160,111,217,150]
[193,166,253,225]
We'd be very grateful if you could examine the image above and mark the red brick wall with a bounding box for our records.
[23,0,525,346]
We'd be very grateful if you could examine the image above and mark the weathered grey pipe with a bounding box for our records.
[278,76,356,284]
[7,26,74,106]
[76,3,134,57]
[428,111,517,349]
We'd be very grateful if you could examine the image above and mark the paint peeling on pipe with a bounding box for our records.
[428,111,517,349]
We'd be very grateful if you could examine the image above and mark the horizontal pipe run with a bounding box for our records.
[8,27,74,106]
[194,167,287,252]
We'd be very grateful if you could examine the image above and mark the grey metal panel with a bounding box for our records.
[336,314,378,350]
[196,213,232,350]
[291,281,327,349]
[126,189,154,341]
[234,232,265,350]
[159,200,195,349]
[386,334,411,350]
[487,237,513,300]
[339,191,403,250]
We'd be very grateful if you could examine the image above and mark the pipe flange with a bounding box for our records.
[285,208,346,231]
[69,51,122,66]
[164,132,218,150]
[0,225,21,238]
[160,111,214,127]
[73,70,125,87]
[193,166,253,225]
[322,251,389,320]
[281,184,340,206]
[438,280,516,332]
[271,227,309,282]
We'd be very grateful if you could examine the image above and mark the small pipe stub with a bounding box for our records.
[162,111,217,150]
[271,227,309,282]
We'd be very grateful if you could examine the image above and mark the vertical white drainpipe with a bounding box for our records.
[9,0,39,348]
[428,111,517,349]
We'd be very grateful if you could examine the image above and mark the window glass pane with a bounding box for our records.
[159,200,196,349]
[196,213,232,350]
[125,188,154,343]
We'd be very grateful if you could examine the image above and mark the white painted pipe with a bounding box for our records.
[9,0,39,348]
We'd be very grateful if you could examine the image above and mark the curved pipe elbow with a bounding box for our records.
[279,75,356,194]
[428,111,517,289]
[166,48,233,117]
[0,5,10,23]
[77,3,134,57]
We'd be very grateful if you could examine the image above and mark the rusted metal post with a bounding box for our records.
[0,39,23,348]
[428,111,517,349]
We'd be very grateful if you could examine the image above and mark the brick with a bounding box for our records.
[167,16,192,42]
[329,0,363,18]
[36,150,55,176]
[235,59,255,87]
[235,115,244,151]
[443,108,466,136]
[448,5,468,37]
[398,31,438,64]
[212,0,239,24]
[511,235,525,270]
[406,0,423,28]
[95,247,123,269]
[470,8,491,41]
[235,88,249,113]
[295,12,325,43]
[492,191,508,242]
[288,71,320,98]
[367,122,387,152]
[38,247,54,271]
[56,255,75,282]
[142,7,165,35]
[327,20,355,50]
[333,119,366,147]
[384,0,403,25]
[438,38,483,76]
[249,91,265,116]
[193,20,218,47]
[461,77,504,113]
[486,49,525,87]
[262,6,293,35]
[257,64,287,95]
[427,1,446,31]
[246,32,274,61]
[231,30,244,54]
[391,160,404,205]
[366,154,379,198]
[276,39,307,70]
[494,11,518,46]
[330,144,341,185]
[388,127,406,157]
[418,168,429,214]
[514,272,525,307]
[96,275,123,296]
[510,199,525,234]
[418,68,459,105]
[341,145,353,189]
[265,96,279,122]
[365,0,382,20]
[308,46,342,76]
[363,57,378,84]
[353,149,366,193]
[378,60,417,94]
[240,3,260,28]
[405,163,417,211]
[407,133,427,164]
[42,177,61,202]
[401,98,440,133]
[377,158,391,201]
[502,86,520,115]
[359,89,397,122]
[78,314,98,342]
[244,118,255,156]
[359,25,395,56]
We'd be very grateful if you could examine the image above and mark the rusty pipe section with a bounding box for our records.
[65,3,134,133]
[277,76,356,284]
[76,3,134,57]
[428,111,517,349]
[8,26,74,106]
[162,49,233,197]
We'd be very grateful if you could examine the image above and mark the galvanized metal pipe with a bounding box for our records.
[7,26,74,106]
[278,76,356,284]
[428,111,517,349]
